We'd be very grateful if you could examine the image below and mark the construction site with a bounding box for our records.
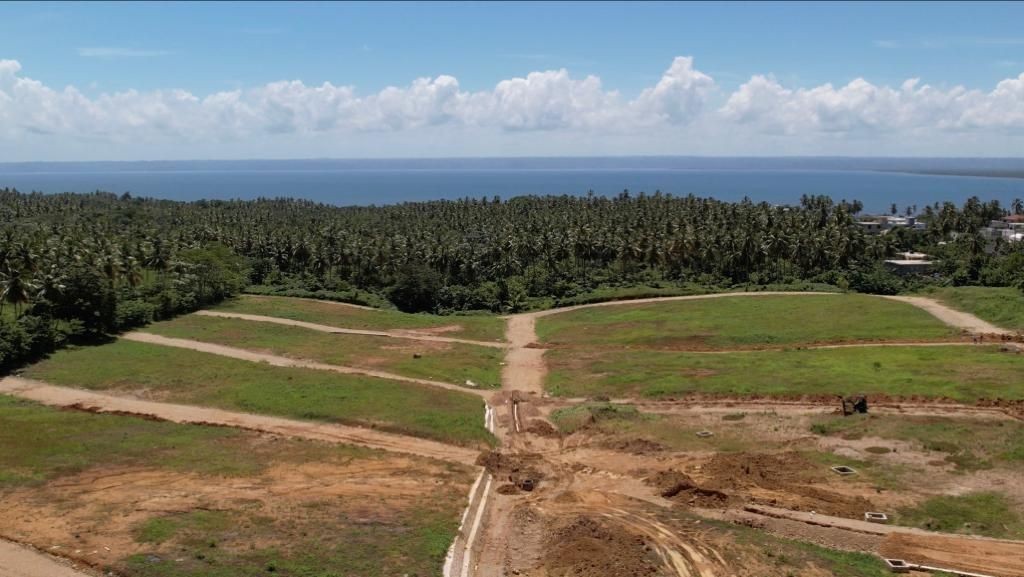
[1,292,1023,577]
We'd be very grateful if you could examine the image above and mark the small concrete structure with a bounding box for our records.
[864,512,889,524]
[695,430,714,438]
[884,559,911,573]
[830,465,857,476]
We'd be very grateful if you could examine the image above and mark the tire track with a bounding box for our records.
[0,376,480,465]
[196,310,506,348]
[122,331,493,398]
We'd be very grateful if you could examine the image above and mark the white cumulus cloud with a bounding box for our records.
[1,55,1024,159]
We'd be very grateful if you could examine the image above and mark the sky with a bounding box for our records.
[1,1,1023,161]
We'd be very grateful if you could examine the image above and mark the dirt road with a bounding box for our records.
[0,540,96,577]
[0,377,480,465]
[500,315,545,395]
[196,310,506,348]
[881,532,1024,577]
[122,331,492,398]
[882,295,1016,335]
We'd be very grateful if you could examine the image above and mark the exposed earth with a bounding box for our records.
[3,292,1024,577]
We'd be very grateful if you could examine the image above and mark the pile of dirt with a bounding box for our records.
[646,469,731,508]
[542,516,660,577]
[477,450,545,492]
[696,452,874,518]
[700,452,816,491]
[598,437,666,455]
[526,420,561,437]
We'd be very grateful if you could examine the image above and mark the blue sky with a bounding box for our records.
[1,1,1023,160]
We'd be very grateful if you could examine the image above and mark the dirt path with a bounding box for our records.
[0,377,480,465]
[500,315,545,395]
[0,539,97,577]
[196,310,506,348]
[122,331,492,399]
[881,532,1024,577]
[882,295,1016,335]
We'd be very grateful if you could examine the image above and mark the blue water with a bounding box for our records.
[2,163,1023,214]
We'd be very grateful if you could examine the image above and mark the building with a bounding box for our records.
[884,251,934,275]
[856,215,927,235]
[981,216,1024,244]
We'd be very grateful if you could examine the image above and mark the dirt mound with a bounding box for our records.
[700,452,817,491]
[543,516,660,577]
[477,450,545,491]
[526,420,561,437]
[598,437,666,455]
[695,452,875,518]
[646,470,732,508]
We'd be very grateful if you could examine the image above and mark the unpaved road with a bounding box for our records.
[883,295,1016,335]
[0,377,480,465]
[881,532,1024,577]
[196,310,506,348]
[500,315,546,395]
[122,331,492,398]
[0,540,95,577]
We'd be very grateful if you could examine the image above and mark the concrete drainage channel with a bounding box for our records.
[883,558,998,577]
[443,469,493,577]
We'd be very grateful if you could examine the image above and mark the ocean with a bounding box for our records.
[2,158,1023,214]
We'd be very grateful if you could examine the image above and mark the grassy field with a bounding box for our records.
[545,345,1024,400]
[215,295,506,342]
[146,314,502,387]
[24,340,494,447]
[896,492,1024,539]
[536,294,956,349]
[0,395,472,576]
[810,413,1024,471]
[917,286,1024,332]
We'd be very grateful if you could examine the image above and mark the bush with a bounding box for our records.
[115,299,156,330]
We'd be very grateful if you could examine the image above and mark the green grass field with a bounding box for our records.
[810,413,1024,471]
[215,295,506,342]
[536,294,956,349]
[24,340,494,447]
[546,345,1024,400]
[146,314,502,387]
[0,395,472,576]
[896,492,1024,539]
[917,286,1024,332]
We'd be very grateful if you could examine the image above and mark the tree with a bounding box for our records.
[0,269,34,317]
[387,264,442,313]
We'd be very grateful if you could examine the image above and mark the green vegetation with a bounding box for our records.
[24,340,494,447]
[537,294,954,348]
[214,295,505,342]
[0,395,276,486]
[0,396,472,577]
[546,345,1024,401]
[146,314,502,387]
[809,413,1024,471]
[918,286,1024,332]
[122,506,463,577]
[897,492,1024,539]
[549,402,643,434]
[3,190,1023,370]
[719,517,910,577]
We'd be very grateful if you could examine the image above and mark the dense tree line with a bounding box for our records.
[2,188,1023,370]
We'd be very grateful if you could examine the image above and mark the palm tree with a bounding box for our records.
[0,269,34,318]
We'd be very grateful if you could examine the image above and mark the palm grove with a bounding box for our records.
[2,188,1023,370]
